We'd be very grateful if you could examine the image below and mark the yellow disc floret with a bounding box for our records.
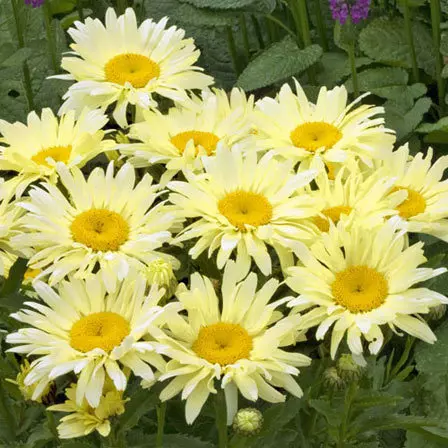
[70,209,130,252]
[170,131,220,156]
[192,322,253,365]
[392,186,426,219]
[70,312,130,353]
[313,205,352,232]
[104,53,160,88]
[31,145,72,168]
[331,265,389,313]
[290,122,343,152]
[218,190,273,231]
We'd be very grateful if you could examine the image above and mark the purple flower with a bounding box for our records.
[329,0,371,25]
[24,0,44,7]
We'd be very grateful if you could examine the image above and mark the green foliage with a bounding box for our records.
[236,37,322,90]
[359,17,436,77]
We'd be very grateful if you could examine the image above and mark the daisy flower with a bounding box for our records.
[55,8,214,127]
[0,181,30,276]
[286,219,448,359]
[12,162,181,293]
[0,108,112,197]
[306,167,404,235]
[253,80,395,172]
[154,261,311,424]
[6,272,173,407]
[120,88,255,184]
[168,147,318,277]
[378,144,448,242]
[48,381,127,439]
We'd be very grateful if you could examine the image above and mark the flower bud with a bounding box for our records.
[7,359,52,403]
[144,258,178,303]
[337,354,363,381]
[323,367,344,389]
[233,408,263,436]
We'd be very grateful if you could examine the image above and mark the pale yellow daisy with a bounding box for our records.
[168,147,318,277]
[48,381,127,439]
[286,218,448,359]
[0,108,112,197]
[6,272,173,407]
[55,8,214,127]
[305,167,404,235]
[120,88,255,184]
[253,80,395,172]
[154,261,311,424]
[12,162,181,293]
[378,144,448,242]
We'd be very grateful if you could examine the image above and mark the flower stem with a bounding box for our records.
[347,35,359,97]
[337,381,358,448]
[117,0,127,14]
[313,0,328,51]
[239,14,251,63]
[42,2,59,74]
[430,0,446,114]
[295,0,316,83]
[403,0,419,83]
[10,0,34,111]
[226,26,241,75]
[250,15,265,49]
[215,390,228,448]
[265,14,297,41]
[156,401,167,448]
[76,0,84,21]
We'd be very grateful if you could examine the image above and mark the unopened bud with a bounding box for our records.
[337,354,363,381]
[145,259,178,303]
[233,408,263,436]
[323,367,344,389]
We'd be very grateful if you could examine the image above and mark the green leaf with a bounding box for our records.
[175,4,237,27]
[415,321,448,375]
[178,0,275,12]
[117,387,158,433]
[345,67,408,93]
[131,434,215,448]
[236,37,322,90]
[417,117,448,133]
[0,258,27,297]
[0,45,33,68]
[309,399,342,426]
[352,391,404,410]
[316,53,372,87]
[384,96,432,141]
[359,17,436,77]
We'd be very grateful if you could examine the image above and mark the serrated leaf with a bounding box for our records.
[140,434,215,448]
[237,37,322,90]
[345,67,408,92]
[309,399,342,426]
[175,4,237,27]
[353,391,404,410]
[178,0,275,12]
[359,17,436,77]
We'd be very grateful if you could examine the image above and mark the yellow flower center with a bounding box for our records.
[331,265,388,313]
[313,205,352,232]
[31,145,72,168]
[192,322,253,366]
[392,186,426,219]
[70,209,130,252]
[170,131,220,156]
[24,268,41,281]
[104,53,160,88]
[290,122,343,152]
[218,190,273,231]
[70,312,130,353]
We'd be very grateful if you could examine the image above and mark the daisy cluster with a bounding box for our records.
[1,7,448,439]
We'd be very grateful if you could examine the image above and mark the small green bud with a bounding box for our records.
[233,408,263,436]
[428,304,446,321]
[144,258,178,303]
[323,367,344,389]
[337,354,363,381]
